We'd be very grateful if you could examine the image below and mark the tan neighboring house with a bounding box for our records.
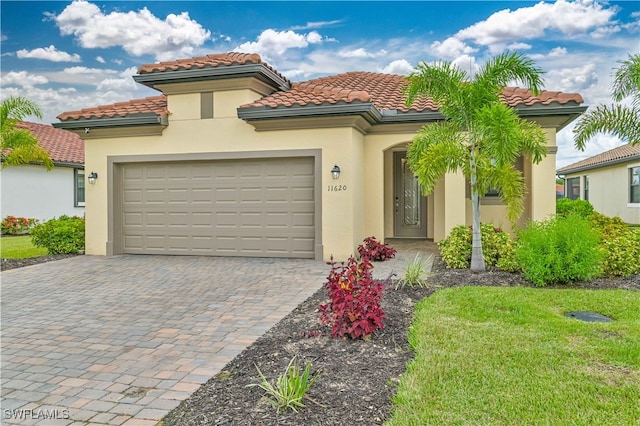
[557,143,640,224]
[0,122,85,221]
[53,52,585,261]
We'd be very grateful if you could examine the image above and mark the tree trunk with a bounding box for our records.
[469,150,486,272]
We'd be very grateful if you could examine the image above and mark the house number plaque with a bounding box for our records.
[327,185,347,192]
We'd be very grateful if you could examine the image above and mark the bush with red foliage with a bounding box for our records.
[319,256,385,339]
[356,236,397,261]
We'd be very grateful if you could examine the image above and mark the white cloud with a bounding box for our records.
[1,70,48,88]
[96,56,105,63]
[97,67,138,91]
[546,63,599,93]
[379,59,413,75]
[235,29,325,64]
[431,37,477,59]
[53,0,210,61]
[291,20,344,30]
[339,48,388,59]
[549,47,568,57]
[453,0,618,52]
[16,45,81,62]
[507,42,532,51]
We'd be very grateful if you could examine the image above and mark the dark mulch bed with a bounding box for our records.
[4,254,638,425]
[161,257,639,426]
[1,254,79,271]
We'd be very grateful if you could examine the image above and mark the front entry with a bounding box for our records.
[393,151,427,238]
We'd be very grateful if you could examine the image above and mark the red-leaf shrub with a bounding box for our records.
[319,256,386,339]
[356,236,397,261]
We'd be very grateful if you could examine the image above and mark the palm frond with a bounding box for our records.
[611,53,640,102]
[475,51,545,95]
[407,122,467,195]
[573,104,640,149]
[404,61,467,107]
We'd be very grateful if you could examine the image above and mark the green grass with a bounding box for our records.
[389,287,640,426]
[0,235,47,258]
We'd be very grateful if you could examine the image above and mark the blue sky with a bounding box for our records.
[1,0,639,167]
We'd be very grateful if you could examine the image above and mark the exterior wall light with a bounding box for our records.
[88,172,98,184]
[331,165,341,180]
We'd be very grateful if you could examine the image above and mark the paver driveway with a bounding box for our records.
[1,255,330,425]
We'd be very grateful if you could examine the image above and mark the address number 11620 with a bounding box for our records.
[327,185,347,192]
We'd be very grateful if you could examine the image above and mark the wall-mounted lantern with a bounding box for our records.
[88,172,98,184]
[331,165,341,180]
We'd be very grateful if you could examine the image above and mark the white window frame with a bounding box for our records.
[75,169,86,207]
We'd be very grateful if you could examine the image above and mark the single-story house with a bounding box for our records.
[0,122,85,222]
[53,52,585,261]
[557,143,640,224]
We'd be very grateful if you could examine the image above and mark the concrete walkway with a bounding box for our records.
[1,255,329,425]
[1,240,436,425]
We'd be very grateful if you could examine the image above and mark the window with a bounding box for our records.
[583,176,589,201]
[566,177,580,200]
[631,167,640,204]
[75,169,85,206]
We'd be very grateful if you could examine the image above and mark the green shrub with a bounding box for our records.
[588,212,640,277]
[556,198,594,219]
[438,224,514,269]
[515,215,603,286]
[30,215,85,254]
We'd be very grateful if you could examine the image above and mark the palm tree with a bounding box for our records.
[1,96,54,170]
[574,53,640,148]
[404,51,547,271]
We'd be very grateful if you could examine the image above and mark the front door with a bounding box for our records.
[394,151,427,238]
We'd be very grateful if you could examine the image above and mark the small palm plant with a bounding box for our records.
[248,356,320,413]
[396,253,433,290]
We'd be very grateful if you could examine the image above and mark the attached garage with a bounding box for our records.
[112,155,318,258]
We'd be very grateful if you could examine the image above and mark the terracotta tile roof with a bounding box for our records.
[557,143,640,174]
[56,96,168,121]
[241,72,584,112]
[15,122,84,165]
[137,52,290,85]
[56,52,584,122]
[501,87,584,106]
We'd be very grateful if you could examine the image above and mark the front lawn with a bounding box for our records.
[0,235,47,259]
[389,287,640,425]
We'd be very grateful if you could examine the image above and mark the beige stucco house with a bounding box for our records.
[54,52,585,261]
[557,143,640,224]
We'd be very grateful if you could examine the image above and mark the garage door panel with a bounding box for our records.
[121,157,316,258]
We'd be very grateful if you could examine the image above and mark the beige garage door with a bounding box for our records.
[120,157,316,258]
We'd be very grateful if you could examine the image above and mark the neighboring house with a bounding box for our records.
[556,143,640,224]
[54,52,585,261]
[0,122,85,222]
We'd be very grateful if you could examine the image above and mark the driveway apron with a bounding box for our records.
[1,255,330,425]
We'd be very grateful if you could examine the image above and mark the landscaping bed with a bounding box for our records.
[160,257,639,426]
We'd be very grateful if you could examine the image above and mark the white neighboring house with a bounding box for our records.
[0,122,85,222]
[556,143,640,224]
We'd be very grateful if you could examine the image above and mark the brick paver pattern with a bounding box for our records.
[1,255,331,425]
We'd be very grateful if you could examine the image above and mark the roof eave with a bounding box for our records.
[238,102,383,124]
[557,153,640,175]
[134,63,290,92]
[53,113,168,131]
[515,103,588,130]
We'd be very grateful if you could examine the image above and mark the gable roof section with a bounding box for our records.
[557,143,640,175]
[237,72,585,124]
[14,122,84,166]
[134,52,291,92]
[54,51,586,129]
